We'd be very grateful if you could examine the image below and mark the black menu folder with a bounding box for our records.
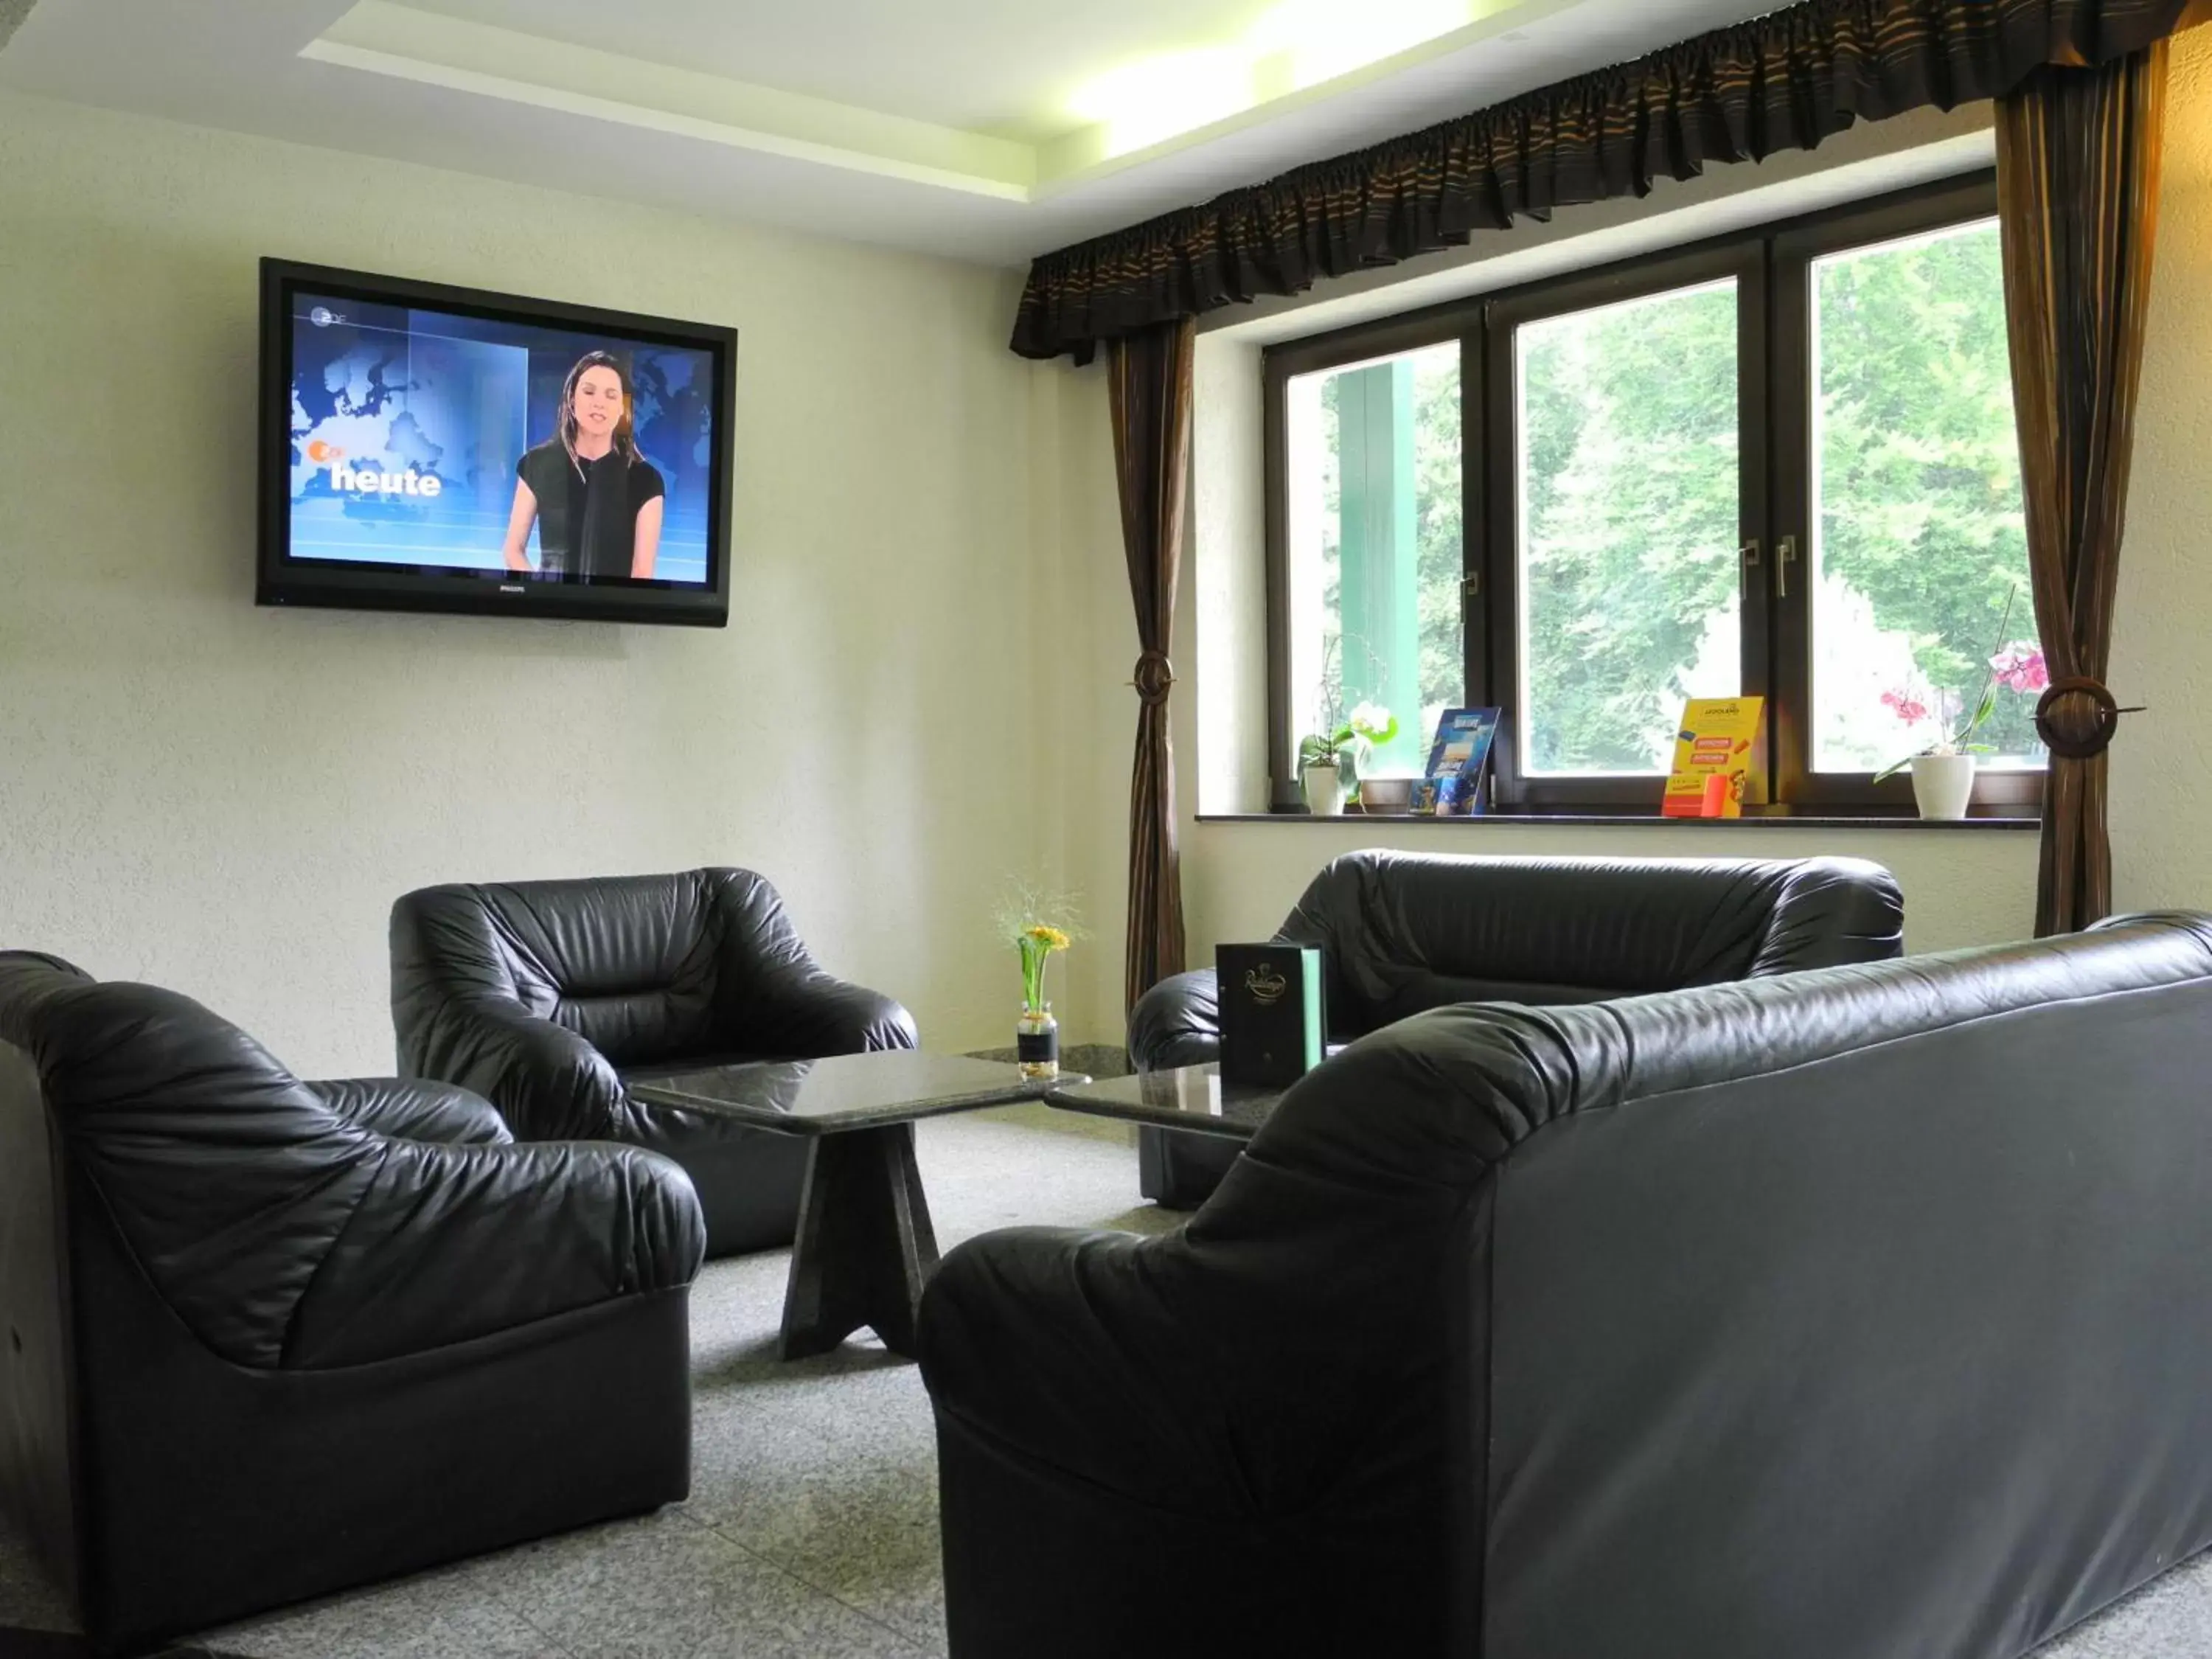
[1216,944,1325,1087]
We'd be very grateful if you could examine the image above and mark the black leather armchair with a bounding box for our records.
[392,867,919,1256]
[924,914,2212,1659]
[1127,849,1904,1206]
[0,952,703,1657]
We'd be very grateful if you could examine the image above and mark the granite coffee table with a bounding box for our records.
[1044,1062,1288,1144]
[627,1052,1082,1360]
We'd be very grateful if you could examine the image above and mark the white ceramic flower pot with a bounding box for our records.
[1301,762,1346,816]
[1910,752,1975,819]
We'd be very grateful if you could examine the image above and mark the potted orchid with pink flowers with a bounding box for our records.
[1989,641,2051,699]
[1873,591,2045,818]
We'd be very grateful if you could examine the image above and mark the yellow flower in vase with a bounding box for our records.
[1017,925,1071,1012]
[996,885,1085,1079]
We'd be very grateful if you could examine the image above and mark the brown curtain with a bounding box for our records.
[1108,319,1195,1011]
[1996,43,2171,936]
[1014,0,2196,363]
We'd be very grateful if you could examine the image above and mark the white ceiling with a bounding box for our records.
[0,0,1789,266]
[401,0,1290,141]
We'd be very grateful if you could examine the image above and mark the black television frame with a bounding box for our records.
[257,258,736,626]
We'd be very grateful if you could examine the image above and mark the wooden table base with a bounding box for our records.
[779,1121,941,1360]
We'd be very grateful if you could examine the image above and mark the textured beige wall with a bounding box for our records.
[0,91,1119,1071]
[1186,333,1270,821]
[2110,27,2212,914]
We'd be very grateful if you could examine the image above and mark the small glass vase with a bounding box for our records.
[1015,1004,1060,1080]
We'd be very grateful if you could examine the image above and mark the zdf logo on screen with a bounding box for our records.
[305,440,443,498]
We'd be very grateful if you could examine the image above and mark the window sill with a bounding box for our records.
[1195,811,2039,831]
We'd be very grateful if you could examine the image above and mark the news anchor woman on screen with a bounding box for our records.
[502,351,665,580]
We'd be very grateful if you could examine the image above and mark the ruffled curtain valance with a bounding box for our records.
[1012,0,2201,364]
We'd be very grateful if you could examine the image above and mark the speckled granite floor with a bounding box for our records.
[2,1105,2210,1658]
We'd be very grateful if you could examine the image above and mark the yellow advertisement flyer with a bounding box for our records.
[1663,698,1764,818]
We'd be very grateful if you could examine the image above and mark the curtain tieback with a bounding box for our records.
[2034,677,2145,759]
[1130,650,1175,708]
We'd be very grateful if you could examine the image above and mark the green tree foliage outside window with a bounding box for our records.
[1517,280,1742,773]
[1813,222,2041,771]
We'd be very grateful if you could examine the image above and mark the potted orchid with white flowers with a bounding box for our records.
[1298,702,1399,815]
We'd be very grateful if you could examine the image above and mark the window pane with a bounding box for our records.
[1811,220,2045,773]
[1516,279,1741,776]
[1284,343,1462,773]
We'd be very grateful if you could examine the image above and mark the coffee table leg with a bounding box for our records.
[780,1122,942,1361]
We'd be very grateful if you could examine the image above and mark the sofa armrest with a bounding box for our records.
[695,872,918,1055]
[401,998,629,1143]
[310,1077,511,1145]
[728,970,919,1057]
[919,1227,1254,1514]
[283,1138,706,1368]
[1748,855,1906,974]
[1127,969,1220,1073]
[922,1206,1483,1657]
[925,1026,1520,1526]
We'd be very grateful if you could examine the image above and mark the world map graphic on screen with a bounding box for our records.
[286,293,717,586]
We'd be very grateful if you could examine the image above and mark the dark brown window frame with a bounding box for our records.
[1260,170,2042,819]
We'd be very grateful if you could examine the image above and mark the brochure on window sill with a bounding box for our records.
[1413,707,1502,815]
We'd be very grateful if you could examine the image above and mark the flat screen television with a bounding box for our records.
[258,259,734,625]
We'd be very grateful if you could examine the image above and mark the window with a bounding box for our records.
[1264,175,2043,815]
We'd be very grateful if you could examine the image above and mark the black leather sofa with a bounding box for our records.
[922,914,2212,1659]
[0,952,704,1657]
[1126,849,1905,1206]
[392,867,918,1257]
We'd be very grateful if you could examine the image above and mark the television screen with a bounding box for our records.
[258,260,734,625]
